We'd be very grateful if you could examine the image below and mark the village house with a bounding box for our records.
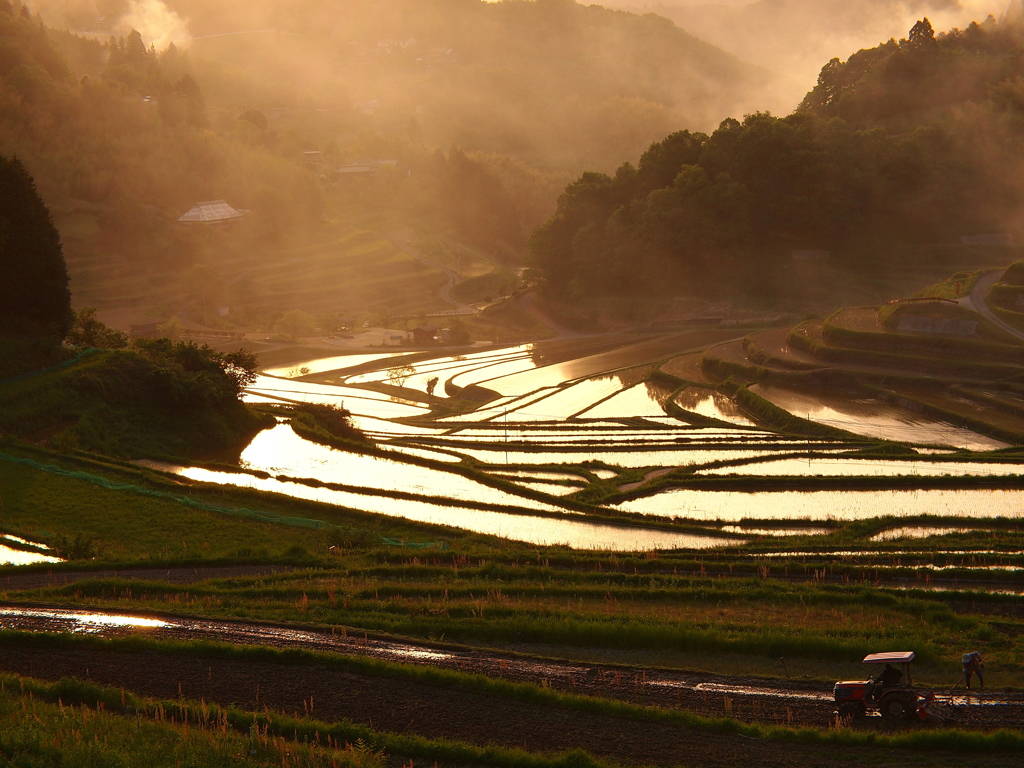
[177,200,247,225]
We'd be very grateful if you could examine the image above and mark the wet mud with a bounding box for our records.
[0,606,1019,741]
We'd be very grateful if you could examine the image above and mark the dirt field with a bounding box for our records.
[1,607,1021,768]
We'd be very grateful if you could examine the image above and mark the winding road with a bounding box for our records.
[962,268,1024,342]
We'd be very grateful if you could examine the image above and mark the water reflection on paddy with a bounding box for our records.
[244,376,427,419]
[575,382,673,419]
[249,375,416,403]
[0,544,61,565]
[347,415,448,436]
[239,424,559,511]
[720,526,834,537]
[512,481,585,496]
[446,447,782,468]
[450,357,544,389]
[487,332,723,395]
[345,346,535,397]
[439,388,564,422]
[870,526,978,541]
[697,458,1024,477]
[615,488,1024,521]
[442,428,700,445]
[0,607,167,630]
[264,352,408,378]
[503,378,627,421]
[382,444,465,463]
[246,389,426,419]
[156,467,745,550]
[673,388,757,427]
[489,470,590,482]
[749,384,1008,451]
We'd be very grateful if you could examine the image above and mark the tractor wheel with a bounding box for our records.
[837,702,865,721]
[880,695,911,721]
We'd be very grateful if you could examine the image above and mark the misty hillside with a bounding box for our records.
[36,0,774,172]
[3,0,779,331]
[619,0,1006,108]
[528,15,1024,317]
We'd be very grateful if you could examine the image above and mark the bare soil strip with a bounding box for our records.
[0,565,292,591]
[0,643,1019,768]
[1,606,1022,767]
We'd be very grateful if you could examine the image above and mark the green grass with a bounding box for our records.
[0,679,384,768]
[12,551,1024,685]
[0,670,618,768]
[0,444,471,562]
[824,308,1024,364]
[914,271,981,301]
[0,348,270,460]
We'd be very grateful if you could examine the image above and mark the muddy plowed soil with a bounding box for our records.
[1,606,1021,768]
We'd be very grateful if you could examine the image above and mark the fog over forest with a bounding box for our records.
[31,0,1017,111]
[6,0,1024,335]
[610,1,1012,105]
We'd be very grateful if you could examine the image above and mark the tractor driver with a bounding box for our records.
[878,663,903,690]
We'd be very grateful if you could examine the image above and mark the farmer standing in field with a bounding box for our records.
[962,651,984,689]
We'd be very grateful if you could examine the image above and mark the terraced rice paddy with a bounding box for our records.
[0,544,60,566]
[168,331,1024,549]
[749,383,1008,450]
[870,526,978,541]
[149,464,743,550]
[614,488,1024,521]
[264,352,409,378]
[673,387,757,426]
[696,457,1024,477]
[239,424,560,511]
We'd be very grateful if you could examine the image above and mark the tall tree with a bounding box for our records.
[0,155,71,339]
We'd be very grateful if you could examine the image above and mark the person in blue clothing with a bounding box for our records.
[962,651,984,689]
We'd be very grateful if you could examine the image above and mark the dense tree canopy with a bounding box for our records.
[0,154,71,338]
[528,17,1024,302]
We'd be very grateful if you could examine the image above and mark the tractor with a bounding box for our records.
[833,651,922,721]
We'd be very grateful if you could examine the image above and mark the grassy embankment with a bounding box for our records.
[0,668,619,768]
[986,259,1024,333]
[2,444,1023,685]
[0,345,269,460]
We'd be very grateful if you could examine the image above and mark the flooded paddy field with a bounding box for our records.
[174,336,1024,552]
[749,383,1008,451]
[264,352,410,378]
[696,457,1024,477]
[615,488,1024,521]
[0,544,61,566]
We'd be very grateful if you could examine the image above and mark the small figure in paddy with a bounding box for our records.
[962,651,984,689]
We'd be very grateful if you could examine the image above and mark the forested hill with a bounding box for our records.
[101,0,775,172]
[528,16,1024,308]
[1,0,778,327]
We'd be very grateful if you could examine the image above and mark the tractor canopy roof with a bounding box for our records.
[863,651,915,665]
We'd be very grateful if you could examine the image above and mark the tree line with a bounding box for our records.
[528,17,1024,303]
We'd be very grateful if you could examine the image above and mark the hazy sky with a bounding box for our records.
[28,0,1019,113]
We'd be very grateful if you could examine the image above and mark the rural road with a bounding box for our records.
[962,268,1024,342]
[387,231,478,315]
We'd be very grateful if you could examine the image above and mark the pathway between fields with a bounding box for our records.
[961,268,1024,342]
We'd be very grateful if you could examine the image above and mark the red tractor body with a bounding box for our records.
[833,651,920,721]
[833,680,870,702]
